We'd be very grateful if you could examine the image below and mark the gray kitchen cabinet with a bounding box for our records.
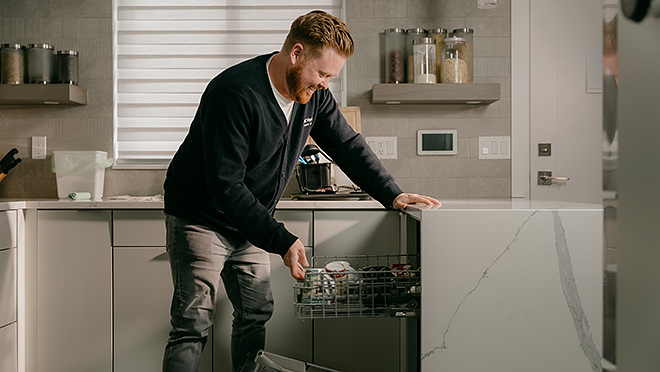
[0,210,17,250]
[0,210,17,372]
[0,323,18,372]
[312,210,402,372]
[0,248,17,328]
[36,210,113,372]
[266,211,313,363]
[112,210,212,372]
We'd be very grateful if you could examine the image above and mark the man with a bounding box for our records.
[162,10,440,372]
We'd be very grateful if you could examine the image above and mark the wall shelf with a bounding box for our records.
[371,83,500,105]
[0,84,88,105]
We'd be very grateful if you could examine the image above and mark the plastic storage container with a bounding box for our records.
[412,37,437,83]
[26,44,54,84]
[440,37,468,84]
[1,44,24,84]
[384,28,405,83]
[405,28,425,84]
[452,28,474,83]
[56,50,79,85]
[52,151,113,200]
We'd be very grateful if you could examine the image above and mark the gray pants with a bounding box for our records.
[162,214,274,372]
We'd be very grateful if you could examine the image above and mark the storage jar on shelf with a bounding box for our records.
[427,28,447,82]
[405,28,425,84]
[1,44,24,84]
[26,43,54,84]
[384,28,406,84]
[440,37,468,84]
[452,28,473,83]
[412,37,437,84]
[56,50,79,85]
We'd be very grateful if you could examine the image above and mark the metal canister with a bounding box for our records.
[26,44,54,84]
[56,50,79,85]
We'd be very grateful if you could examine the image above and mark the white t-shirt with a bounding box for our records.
[266,55,294,124]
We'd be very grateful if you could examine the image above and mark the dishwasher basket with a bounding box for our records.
[293,254,420,319]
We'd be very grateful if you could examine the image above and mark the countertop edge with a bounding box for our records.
[1,198,604,212]
[0,199,386,211]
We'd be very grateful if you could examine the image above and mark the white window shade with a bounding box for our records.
[113,0,345,169]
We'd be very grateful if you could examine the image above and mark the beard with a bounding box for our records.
[286,63,316,104]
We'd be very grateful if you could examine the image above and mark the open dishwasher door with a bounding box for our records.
[239,350,343,372]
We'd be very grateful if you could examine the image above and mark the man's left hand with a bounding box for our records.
[392,193,441,210]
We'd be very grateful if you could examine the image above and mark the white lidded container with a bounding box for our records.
[52,151,113,200]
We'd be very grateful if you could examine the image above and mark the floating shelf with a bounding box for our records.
[0,84,88,105]
[371,83,500,105]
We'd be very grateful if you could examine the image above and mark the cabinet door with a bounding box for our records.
[313,211,401,372]
[0,210,17,249]
[113,249,212,372]
[0,249,16,327]
[267,209,314,362]
[0,323,17,372]
[37,210,112,372]
[113,211,212,372]
[113,210,166,246]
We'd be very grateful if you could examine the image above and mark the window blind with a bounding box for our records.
[113,0,345,169]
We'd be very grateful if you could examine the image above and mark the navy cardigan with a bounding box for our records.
[164,53,402,256]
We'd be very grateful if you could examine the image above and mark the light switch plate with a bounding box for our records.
[478,136,510,159]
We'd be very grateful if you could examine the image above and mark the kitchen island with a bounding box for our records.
[0,198,603,372]
[405,200,603,372]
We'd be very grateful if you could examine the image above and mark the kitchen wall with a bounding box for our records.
[0,0,510,199]
[347,0,511,198]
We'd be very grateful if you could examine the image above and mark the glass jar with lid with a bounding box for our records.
[452,28,473,82]
[427,28,447,81]
[440,37,468,84]
[56,50,79,85]
[384,28,406,83]
[26,44,54,84]
[405,28,425,83]
[413,37,437,84]
[1,44,24,84]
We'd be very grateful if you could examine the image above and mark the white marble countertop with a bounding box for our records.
[0,197,385,211]
[0,197,603,212]
[404,199,602,220]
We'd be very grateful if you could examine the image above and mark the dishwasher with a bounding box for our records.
[241,253,420,372]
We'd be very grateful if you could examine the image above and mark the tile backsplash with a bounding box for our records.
[0,0,510,200]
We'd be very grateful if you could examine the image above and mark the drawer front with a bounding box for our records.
[113,210,166,247]
[274,211,312,247]
[0,323,18,372]
[0,211,17,249]
[0,249,16,327]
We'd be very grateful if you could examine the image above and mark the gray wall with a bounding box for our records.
[0,0,510,199]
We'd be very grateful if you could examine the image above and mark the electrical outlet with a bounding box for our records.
[365,136,397,159]
[32,136,47,159]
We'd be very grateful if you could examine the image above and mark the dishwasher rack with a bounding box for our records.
[293,254,420,319]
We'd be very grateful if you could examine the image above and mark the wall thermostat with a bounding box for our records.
[417,130,457,155]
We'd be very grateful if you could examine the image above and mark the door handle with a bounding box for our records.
[538,171,570,185]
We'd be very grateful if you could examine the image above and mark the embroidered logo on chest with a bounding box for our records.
[303,117,313,127]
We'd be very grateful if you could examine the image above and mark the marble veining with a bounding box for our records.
[421,210,540,360]
[552,211,602,372]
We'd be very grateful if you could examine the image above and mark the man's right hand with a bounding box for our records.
[283,239,309,281]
